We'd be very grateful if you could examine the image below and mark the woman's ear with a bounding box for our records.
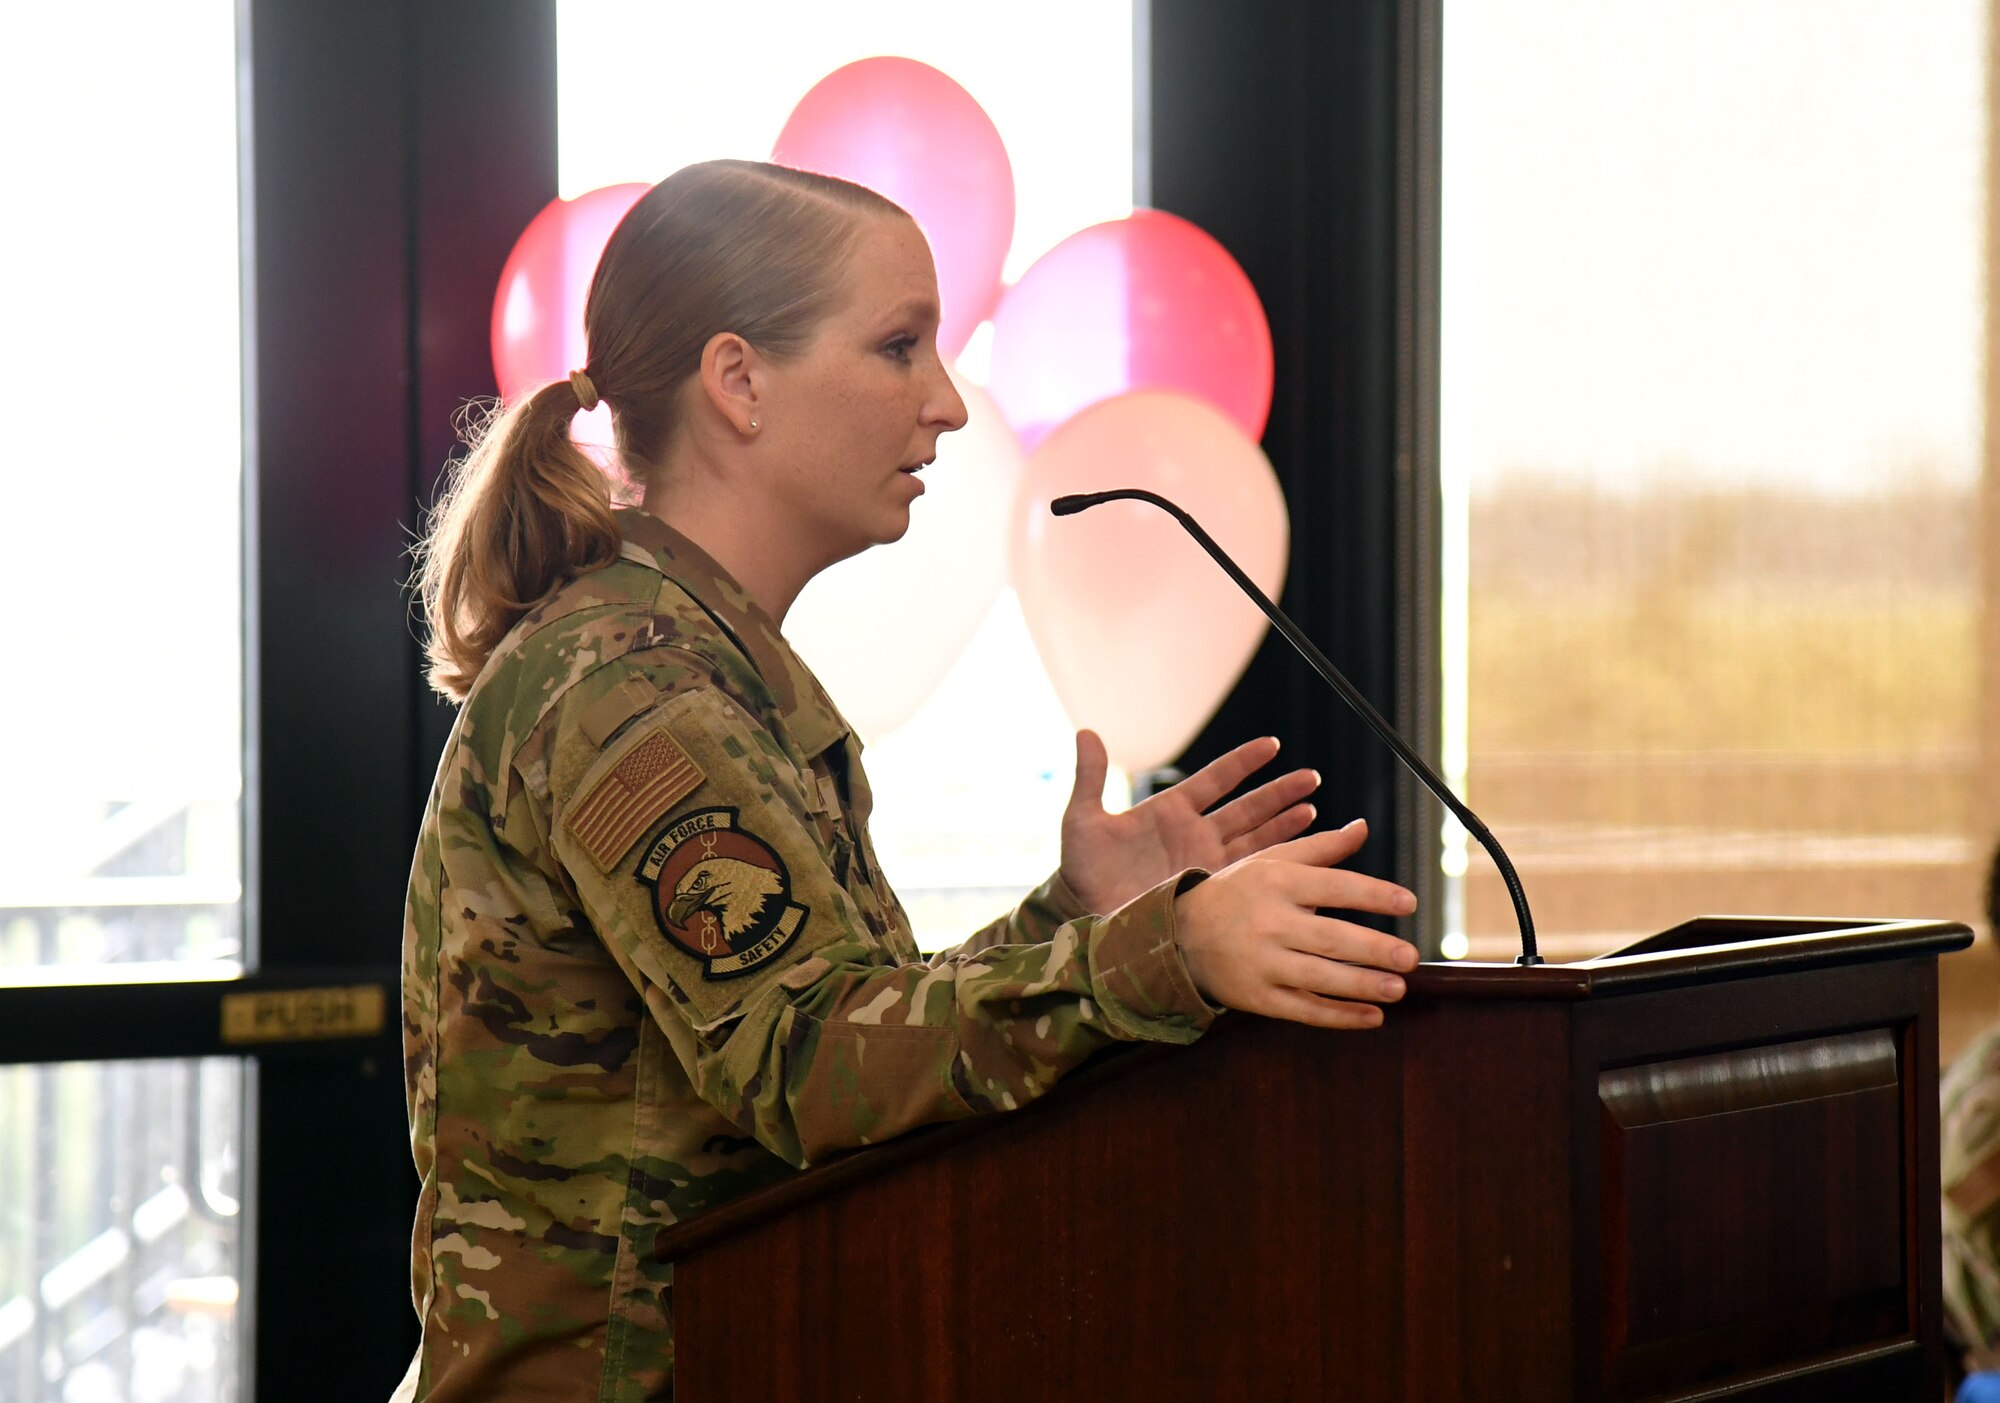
[697,331,763,437]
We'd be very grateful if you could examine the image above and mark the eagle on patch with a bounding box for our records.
[636,808,811,980]
[668,858,784,944]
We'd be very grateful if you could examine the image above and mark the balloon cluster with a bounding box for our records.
[489,58,1287,773]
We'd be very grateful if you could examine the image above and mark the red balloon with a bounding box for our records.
[490,183,650,401]
[985,209,1274,453]
[773,58,1014,361]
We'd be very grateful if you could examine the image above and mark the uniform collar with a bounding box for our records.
[615,507,852,760]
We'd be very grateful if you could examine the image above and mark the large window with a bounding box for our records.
[1,4,244,977]
[558,2,1138,947]
[0,4,247,1398]
[1441,1,1987,1009]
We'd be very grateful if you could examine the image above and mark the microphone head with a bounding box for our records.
[1051,488,1165,518]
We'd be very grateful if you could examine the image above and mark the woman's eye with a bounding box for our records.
[884,337,916,362]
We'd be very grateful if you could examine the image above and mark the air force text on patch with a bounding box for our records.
[638,807,810,980]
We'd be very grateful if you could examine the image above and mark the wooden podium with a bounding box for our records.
[656,917,1969,1401]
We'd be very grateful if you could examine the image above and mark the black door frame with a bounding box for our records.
[247,0,559,1390]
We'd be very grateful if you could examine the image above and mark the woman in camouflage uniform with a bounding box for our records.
[396,159,1420,1401]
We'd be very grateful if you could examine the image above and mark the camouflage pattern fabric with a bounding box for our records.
[398,508,1217,1402]
[1946,1024,2000,1369]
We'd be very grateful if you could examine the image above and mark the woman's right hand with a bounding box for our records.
[1173,819,1420,1029]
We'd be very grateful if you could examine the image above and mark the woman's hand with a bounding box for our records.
[1174,821,1418,1030]
[1059,729,1318,916]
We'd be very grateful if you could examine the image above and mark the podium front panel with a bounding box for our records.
[1597,1029,1907,1396]
[1569,956,1943,1401]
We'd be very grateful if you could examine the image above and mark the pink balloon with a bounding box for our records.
[986,210,1274,453]
[1012,391,1289,773]
[490,183,650,401]
[773,58,1014,361]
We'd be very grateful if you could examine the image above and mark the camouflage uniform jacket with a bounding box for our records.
[399,507,1218,1402]
[1945,1023,2000,1368]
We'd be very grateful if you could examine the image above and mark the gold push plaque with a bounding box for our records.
[220,984,386,1045]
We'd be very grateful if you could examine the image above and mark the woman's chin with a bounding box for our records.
[864,499,916,547]
[876,511,915,545]
[814,511,911,567]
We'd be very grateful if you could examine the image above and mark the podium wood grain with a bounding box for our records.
[657,918,1967,1401]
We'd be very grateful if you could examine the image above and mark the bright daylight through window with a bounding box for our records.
[1441,0,1986,965]
[0,4,248,1399]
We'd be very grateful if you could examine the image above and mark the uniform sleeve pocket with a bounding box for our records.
[790,1017,977,1153]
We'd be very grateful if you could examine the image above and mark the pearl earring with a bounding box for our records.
[749,419,760,430]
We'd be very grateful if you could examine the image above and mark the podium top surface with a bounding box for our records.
[1407,915,1970,1001]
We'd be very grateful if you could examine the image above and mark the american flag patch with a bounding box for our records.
[567,725,705,869]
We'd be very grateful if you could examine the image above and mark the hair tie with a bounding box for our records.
[567,369,600,412]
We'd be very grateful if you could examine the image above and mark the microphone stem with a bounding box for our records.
[1067,488,1540,965]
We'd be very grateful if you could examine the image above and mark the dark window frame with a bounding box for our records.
[1147,0,1443,946]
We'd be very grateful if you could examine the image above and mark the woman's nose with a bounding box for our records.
[929,368,969,431]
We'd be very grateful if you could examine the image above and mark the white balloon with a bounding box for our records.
[786,370,1024,742]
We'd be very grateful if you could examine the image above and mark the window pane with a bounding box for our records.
[0,1059,245,1402]
[557,2,1136,948]
[1440,3,1985,986]
[0,5,244,977]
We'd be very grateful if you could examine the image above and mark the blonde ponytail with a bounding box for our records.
[416,379,620,699]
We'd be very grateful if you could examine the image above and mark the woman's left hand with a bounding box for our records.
[1059,729,1320,915]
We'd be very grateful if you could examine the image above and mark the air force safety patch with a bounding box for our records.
[637,807,810,980]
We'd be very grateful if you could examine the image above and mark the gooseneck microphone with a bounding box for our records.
[1051,487,1541,967]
